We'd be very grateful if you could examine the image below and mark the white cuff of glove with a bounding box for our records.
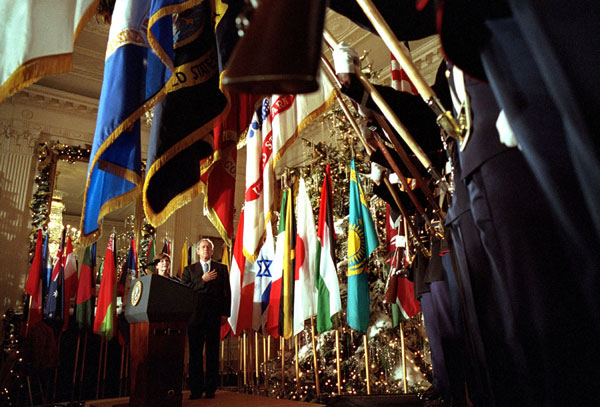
[497,109,520,149]
[332,41,359,74]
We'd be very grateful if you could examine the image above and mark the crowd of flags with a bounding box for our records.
[15,0,423,345]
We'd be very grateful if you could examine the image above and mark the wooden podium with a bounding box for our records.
[125,274,193,407]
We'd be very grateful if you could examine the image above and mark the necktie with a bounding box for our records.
[203,262,209,274]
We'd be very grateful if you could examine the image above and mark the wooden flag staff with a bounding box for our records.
[353,0,465,150]
[335,328,342,395]
[363,335,371,395]
[400,322,408,394]
[294,335,300,394]
[310,317,321,400]
[320,57,433,256]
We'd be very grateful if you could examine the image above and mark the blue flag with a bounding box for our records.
[80,0,169,244]
[347,159,379,333]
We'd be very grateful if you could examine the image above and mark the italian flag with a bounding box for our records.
[315,165,341,333]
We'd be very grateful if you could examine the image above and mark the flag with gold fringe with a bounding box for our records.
[143,1,228,227]
[270,69,336,171]
[0,1,97,104]
[347,159,379,333]
[81,0,161,243]
[200,0,256,247]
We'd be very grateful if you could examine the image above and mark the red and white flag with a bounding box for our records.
[229,210,255,335]
[243,98,274,262]
[391,45,418,95]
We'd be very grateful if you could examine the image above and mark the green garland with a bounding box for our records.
[28,142,90,259]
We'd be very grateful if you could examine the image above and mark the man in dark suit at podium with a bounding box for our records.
[182,238,231,400]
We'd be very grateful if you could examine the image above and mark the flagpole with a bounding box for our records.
[321,55,435,222]
[353,0,462,147]
[221,340,225,388]
[102,336,109,398]
[363,335,371,395]
[95,337,104,400]
[400,322,408,394]
[320,56,436,255]
[78,330,88,401]
[125,344,130,396]
[243,331,248,390]
[119,341,126,396]
[280,337,285,396]
[255,332,260,390]
[265,336,270,394]
[335,328,342,395]
[71,332,81,401]
[294,335,300,394]
[310,317,321,400]
[262,335,268,394]
[323,29,449,196]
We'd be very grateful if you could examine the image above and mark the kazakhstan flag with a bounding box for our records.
[347,159,379,333]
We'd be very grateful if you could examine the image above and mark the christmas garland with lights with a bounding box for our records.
[28,142,90,259]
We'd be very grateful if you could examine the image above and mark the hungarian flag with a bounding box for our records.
[76,243,96,330]
[315,165,341,334]
[252,221,275,333]
[228,210,254,335]
[94,234,117,340]
[24,229,44,332]
[293,178,318,336]
[347,159,379,333]
[278,186,296,339]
